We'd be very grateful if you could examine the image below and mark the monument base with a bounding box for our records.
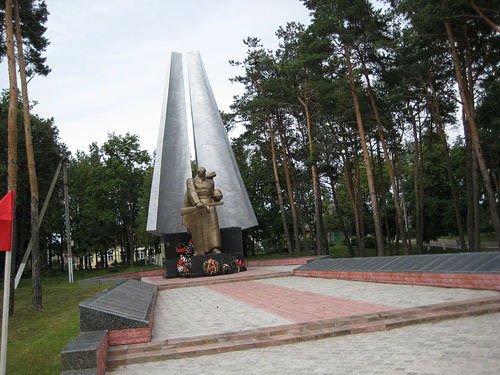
[164,227,244,278]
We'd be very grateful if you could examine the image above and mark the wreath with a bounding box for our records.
[202,258,220,276]
[185,239,195,257]
[177,255,192,278]
[222,263,232,274]
[176,243,186,255]
[176,242,194,277]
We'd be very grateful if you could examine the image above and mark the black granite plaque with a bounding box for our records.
[79,280,156,332]
[296,252,500,274]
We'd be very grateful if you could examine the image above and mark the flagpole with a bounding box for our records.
[0,190,14,375]
[1,251,12,374]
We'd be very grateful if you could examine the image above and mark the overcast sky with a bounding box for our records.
[0,0,312,155]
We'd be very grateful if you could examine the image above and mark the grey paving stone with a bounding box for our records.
[109,313,500,375]
[152,285,292,340]
[259,276,499,307]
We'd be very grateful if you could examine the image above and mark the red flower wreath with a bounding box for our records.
[202,258,220,276]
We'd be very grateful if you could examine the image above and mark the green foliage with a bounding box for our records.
[229,0,500,254]
[0,0,51,76]
[0,92,63,270]
[68,133,151,265]
[476,80,500,180]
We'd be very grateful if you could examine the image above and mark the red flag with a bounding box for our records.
[0,191,15,251]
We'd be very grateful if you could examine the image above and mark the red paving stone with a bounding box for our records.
[206,280,393,323]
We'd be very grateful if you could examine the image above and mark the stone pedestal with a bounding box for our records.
[164,227,244,278]
[61,331,108,375]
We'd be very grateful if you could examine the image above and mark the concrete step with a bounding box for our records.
[106,296,500,370]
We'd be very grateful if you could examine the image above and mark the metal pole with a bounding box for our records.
[14,160,63,288]
[1,251,12,374]
[63,154,73,283]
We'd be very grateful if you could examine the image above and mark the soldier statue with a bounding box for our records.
[181,167,223,255]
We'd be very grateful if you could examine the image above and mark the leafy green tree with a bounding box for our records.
[99,133,150,265]
[0,93,62,273]
[391,0,500,249]
[0,0,50,76]
[476,80,500,194]
[68,146,115,268]
[275,22,330,254]
[302,0,389,256]
[136,162,161,258]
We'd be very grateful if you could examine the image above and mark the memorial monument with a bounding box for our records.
[147,51,257,277]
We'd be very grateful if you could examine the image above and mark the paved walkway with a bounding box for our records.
[111,313,500,374]
[109,267,500,374]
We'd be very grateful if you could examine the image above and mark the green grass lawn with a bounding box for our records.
[0,264,162,375]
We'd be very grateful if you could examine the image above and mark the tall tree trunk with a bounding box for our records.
[14,0,42,309]
[5,0,19,316]
[360,61,408,254]
[327,170,355,257]
[276,113,301,255]
[444,21,500,248]
[472,143,481,251]
[289,162,311,255]
[377,140,392,256]
[298,94,326,255]
[342,144,364,256]
[397,150,412,253]
[409,104,424,254]
[464,113,475,251]
[353,148,366,257]
[427,77,466,251]
[418,116,425,251]
[342,40,384,256]
[266,115,293,255]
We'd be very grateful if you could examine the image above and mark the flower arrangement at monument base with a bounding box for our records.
[231,256,246,272]
[176,242,193,277]
[177,255,192,277]
[202,258,220,276]
[185,239,195,257]
[222,262,232,274]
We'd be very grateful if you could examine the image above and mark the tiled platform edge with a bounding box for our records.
[61,331,108,375]
[292,270,500,291]
[101,269,165,280]
[78,269,165,286]
[106,295,500,369]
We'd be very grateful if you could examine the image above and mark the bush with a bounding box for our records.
[135,259,147,266]
[349,236,376,249]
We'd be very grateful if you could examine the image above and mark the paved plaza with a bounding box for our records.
[108,267,500,374]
